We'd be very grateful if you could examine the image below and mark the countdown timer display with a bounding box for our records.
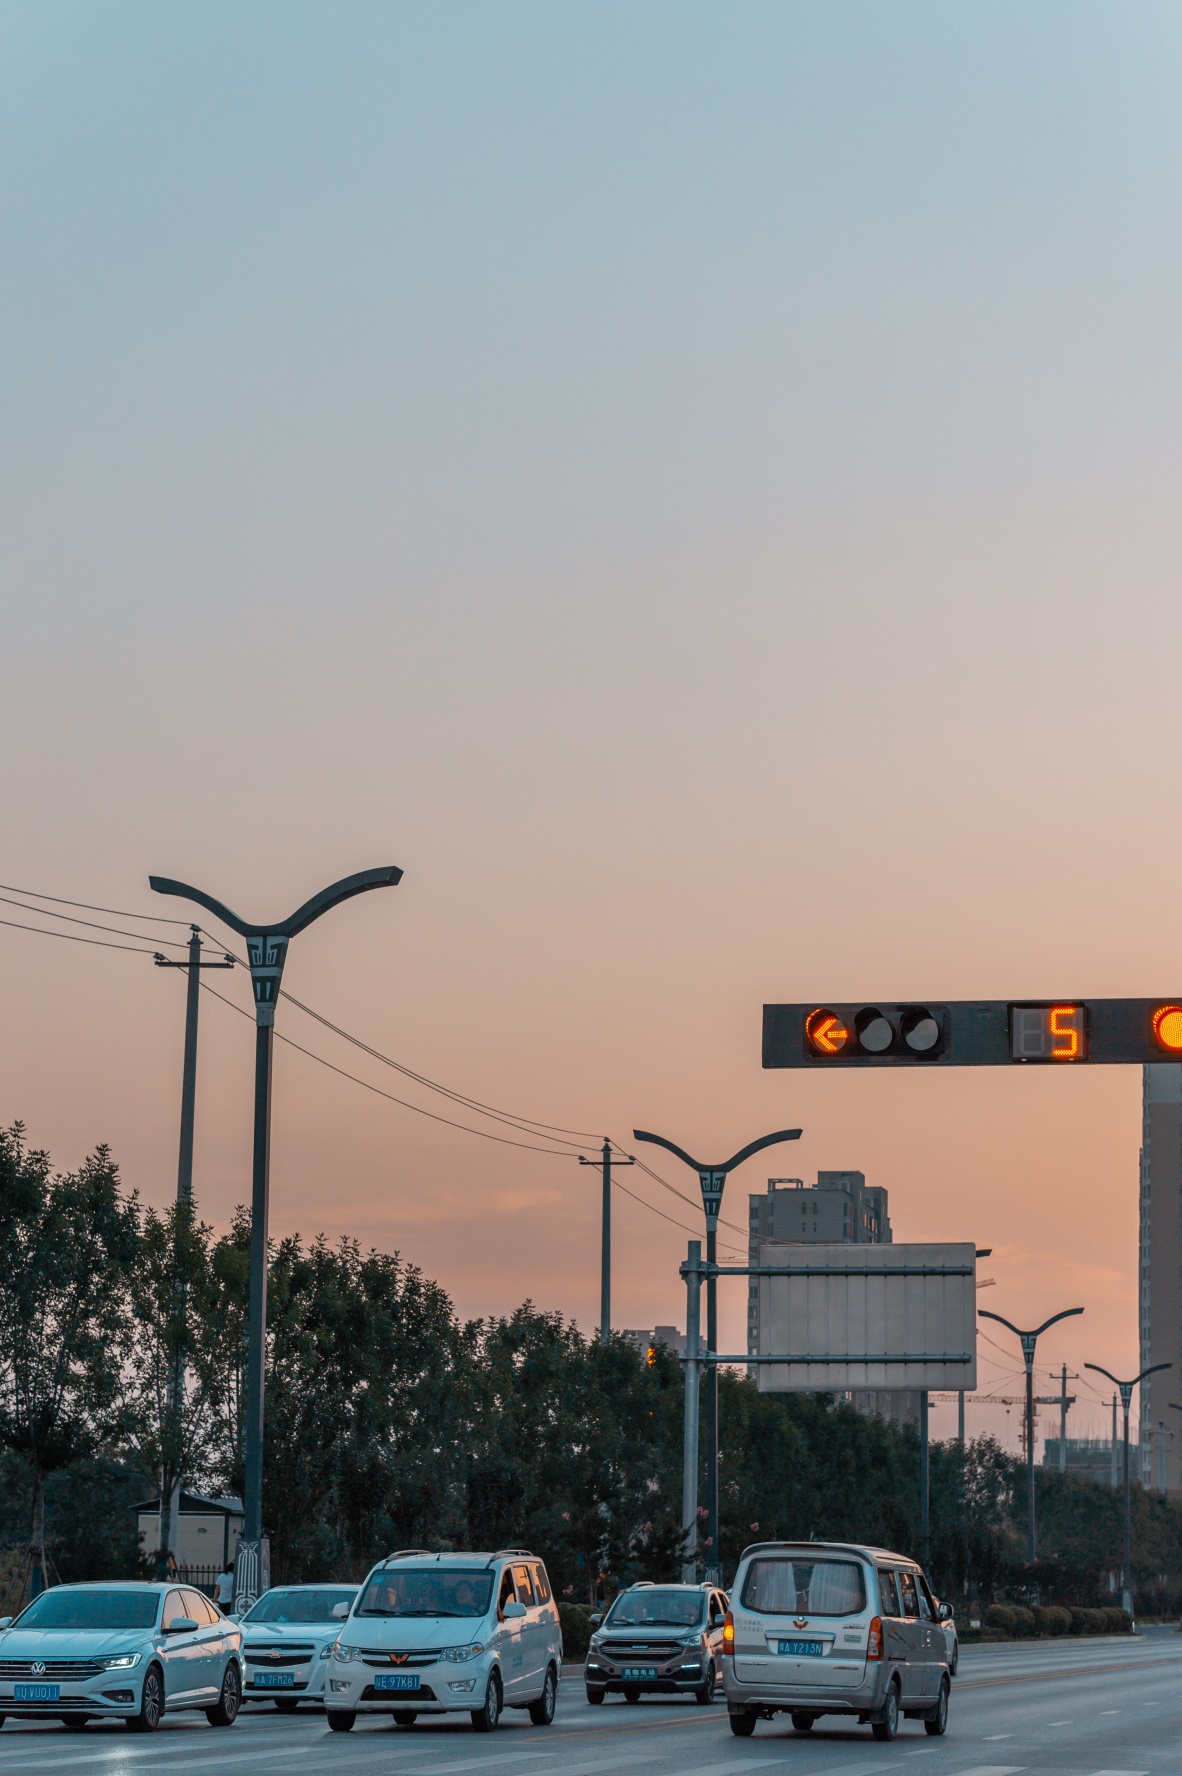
[1009,1004,1087,1062]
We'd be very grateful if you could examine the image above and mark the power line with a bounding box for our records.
[0,892,192,951]
[0,881,192,924]
[0,915,161,956]
[622,1148,749,1238]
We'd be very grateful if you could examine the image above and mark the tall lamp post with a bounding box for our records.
[979,1306,1084,1570]
[150,866,402,1606]
[632,1126,801,1582]
[1084,1360,1171,1614]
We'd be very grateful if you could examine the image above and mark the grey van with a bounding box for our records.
[722,1541,951,1740]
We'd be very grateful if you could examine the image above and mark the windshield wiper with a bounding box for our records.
[357,1608,399,1616]
[398,1609,464,1617]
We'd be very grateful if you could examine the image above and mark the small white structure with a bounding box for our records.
[753,1240,977,1394]
[134,1490,244,1571]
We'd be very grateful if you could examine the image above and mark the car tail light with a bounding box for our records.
[867,1616,883,1661]
[722,1610,734,1650]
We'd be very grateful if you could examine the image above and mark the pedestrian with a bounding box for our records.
[214,1561,235,1610]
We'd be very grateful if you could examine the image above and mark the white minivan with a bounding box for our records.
[324,1549,561,1733]
[723,1540,951,1741]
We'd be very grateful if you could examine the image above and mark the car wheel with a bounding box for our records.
[729,1707,757,1737]
[528,1664,557,1726]
[392,1709,418,1726]
[275,1698,299,1713]
[950,1646,959,1676]
[60,1716,91,1730]
[586,1686,606,1705]
[925,1677,949,1737]
[206,1661,242,1727]
[128,1664,164,1733]
[871,1681,899,1741]
[326,1710,356,1732]
[694,1662,716,1706]
[470,1669,502,1733]
[791,1712,816,1731]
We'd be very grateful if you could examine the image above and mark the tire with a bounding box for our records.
[470,1669,502,1733]
[528,1665,557,1726]
[60,1716,91,1730]
[206,1661,242,1727]
[694,1662,716,1706]
[791,1711,816,1731]
[392,1709,418,1726]
[586,1686,605,1704]
[950,1646,959,1677]
[729,1707,757,1737]
[127,1664,164,1733]
[275,1698,299,1713]
[623,1687,641,1704]
[925,1678,949,1737]
[871,1681,899,1742]
[326,1710,356,1732]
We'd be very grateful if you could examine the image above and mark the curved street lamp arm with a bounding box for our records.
[1085,1362,1121,1389]
[284,866,403,939]
[149,877,253,938]
[631,1130,704,1176]
[1032,1306,1085,1340]
[1134,1361,1172,1388]
[720,1129,803,1174]
[977,1308,1023,1338]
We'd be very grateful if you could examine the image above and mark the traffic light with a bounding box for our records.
[763,999,1182,1068]
[646,1344,658,1368]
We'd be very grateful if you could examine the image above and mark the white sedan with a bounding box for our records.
[238,1585,357,1709]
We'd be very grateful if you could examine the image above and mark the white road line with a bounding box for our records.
[1099,1709,1120,1714]
[983,1734,1013,1740]
[946,1767,1025,1776]
[1049,1720,1070,1726]
[0,1743,319,1773]
[1086,1770,1148,1775]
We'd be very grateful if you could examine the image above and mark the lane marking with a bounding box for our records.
[0,1748,320,1775]
[983,1734,1013,1740]
[956,1654,1182,1692]
[1086,1771,1148,1775]
[1049,1719,1070,1726]
[940,1767,1024,1776]
[1099,1708,1120,1714]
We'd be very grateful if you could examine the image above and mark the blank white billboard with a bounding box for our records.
[754,1240,977,1393]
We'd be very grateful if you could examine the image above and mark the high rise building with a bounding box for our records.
[1138,1064,1182,1494]
[746,1171,916,1424]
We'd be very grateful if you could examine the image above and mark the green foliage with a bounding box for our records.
[557,1601,593,1659]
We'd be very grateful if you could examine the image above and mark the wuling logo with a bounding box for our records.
[792,1618,809,1629]
[389,1652,408,1665]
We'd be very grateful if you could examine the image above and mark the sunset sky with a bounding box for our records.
[5,2,1182,1455]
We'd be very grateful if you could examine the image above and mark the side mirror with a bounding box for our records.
[164,1617,199,1635]
[589,1612,602,1627]
[0,1617,11,1630]
[938,1603,953,1621]
[502,1599,527,1619]
[332,1602,350,1619]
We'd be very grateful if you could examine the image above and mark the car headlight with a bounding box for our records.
[331,1642,355,1663]
[441,1642,485,1664]
[588,1631,603,1647]
[320,1642,333,1660]
[98,1652,143,1670]
[677,1633,704,1647]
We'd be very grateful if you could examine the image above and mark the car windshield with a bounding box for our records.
[14,1590,159,1631]
[356,1568,493,1618]
[741,1559,866,1618]
[244,1589,357,1624]
[605,1590,704,1628]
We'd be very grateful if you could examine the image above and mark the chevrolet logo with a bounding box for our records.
[390,1652,408,1665]
[269,1649,281,1661]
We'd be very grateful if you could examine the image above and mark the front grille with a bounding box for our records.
[4,1697,96,1710]
[360,1650,440,1668]
[0,1659,103,1678]
[601,1641,679,1659]
[362,1682,437,1702]
[245,1650,315,1666]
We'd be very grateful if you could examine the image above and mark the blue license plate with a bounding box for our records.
[375,1673,420,1691]
[621,1665,658,1680]
[778,1639,823,1657]
[254,1671,296,1687]
[14,1683,60,1701]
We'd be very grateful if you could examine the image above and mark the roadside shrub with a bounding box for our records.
[985,1604,1016,1633]
[1033,1605,1071,1637]
[558,1602,592,1661]
[1101,1606,1131,1634]
[1070,1607,1106,1634]
[1009,1605,1036,1636]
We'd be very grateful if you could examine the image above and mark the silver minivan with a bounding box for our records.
[723,1540,951,1741]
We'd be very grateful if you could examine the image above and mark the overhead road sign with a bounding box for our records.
[763,999,1182,1068]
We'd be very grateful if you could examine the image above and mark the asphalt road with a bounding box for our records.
[0,1632,1179,1775]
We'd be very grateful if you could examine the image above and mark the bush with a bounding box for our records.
[1033,1605,1072,1637]
[1070,1607,1107,1634]
[558,1602,593,1661]
[1101,1606,1132,1634]
[984,1603,1016,1633]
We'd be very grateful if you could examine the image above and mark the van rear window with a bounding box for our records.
[740,1559,866,1617]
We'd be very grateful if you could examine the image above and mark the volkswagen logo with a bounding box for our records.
[31,1661,46,1675]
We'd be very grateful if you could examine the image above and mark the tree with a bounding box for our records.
[0,1125,139,1594]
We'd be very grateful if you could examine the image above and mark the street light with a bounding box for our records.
[1084,1360,1171,1614]
[150,866,402,1605]
[978,1306,1084,1570]
[631,1126,801,1583]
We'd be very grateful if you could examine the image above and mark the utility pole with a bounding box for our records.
[578,1140,633,1345]
[1110,1396,1119,1487]
[634,1127,801,1583]
[1058,1364,1069,1472]
[679,1243,703,1582]
[152,927,234,1579]
[151,867,402,1608]
[979,1306,1084,1573]
[1085,1360,1171,1614]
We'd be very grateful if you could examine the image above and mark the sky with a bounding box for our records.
[4,1,1182,1455]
